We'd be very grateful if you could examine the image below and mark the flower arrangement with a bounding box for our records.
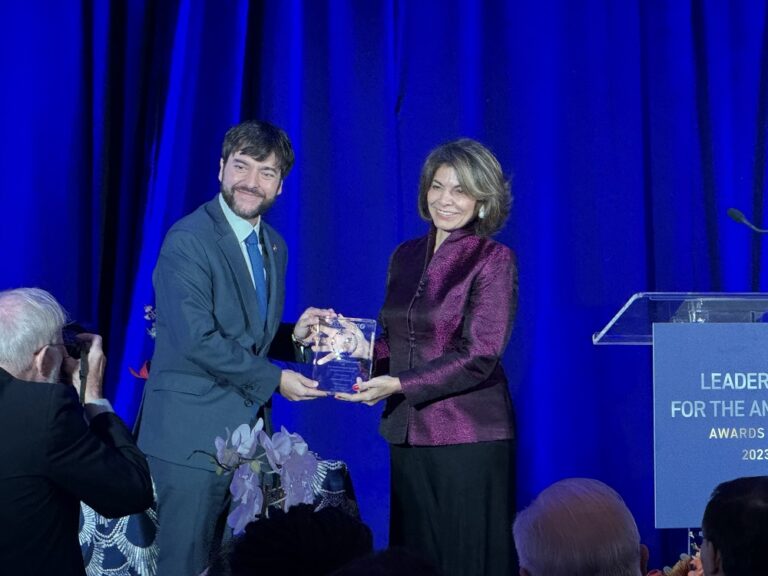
[203,418,320,535]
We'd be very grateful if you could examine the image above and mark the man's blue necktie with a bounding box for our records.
[245,231,268,321]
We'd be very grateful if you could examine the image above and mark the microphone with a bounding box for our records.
[727,207,768,233]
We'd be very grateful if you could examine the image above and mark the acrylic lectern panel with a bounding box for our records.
[592,292,768,345]
[653,323,768,527]
[593,292,768,528]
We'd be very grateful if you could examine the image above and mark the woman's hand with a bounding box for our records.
[335,375,402,406]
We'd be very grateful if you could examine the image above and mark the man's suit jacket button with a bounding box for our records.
[244,399,254,407]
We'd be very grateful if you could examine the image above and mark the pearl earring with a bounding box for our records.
[478,205,486,219]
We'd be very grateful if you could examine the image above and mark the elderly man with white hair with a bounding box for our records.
[0,287,153,576]
[513,478,649,576]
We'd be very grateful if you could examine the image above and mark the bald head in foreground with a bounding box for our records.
[513,478,648,576]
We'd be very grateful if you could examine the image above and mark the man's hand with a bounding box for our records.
[293,307,336,345]
[313,315,371,365]
[66,334,107,403]
[278,370,328,401]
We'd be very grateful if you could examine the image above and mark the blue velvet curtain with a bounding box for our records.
[1,0,766,562]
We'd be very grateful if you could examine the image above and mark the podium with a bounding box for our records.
[594,293,768,528]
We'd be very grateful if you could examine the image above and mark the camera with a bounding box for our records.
[62,323,91,403]
[62,323,90,358]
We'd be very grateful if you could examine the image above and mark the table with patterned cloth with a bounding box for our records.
[79,459,357,576]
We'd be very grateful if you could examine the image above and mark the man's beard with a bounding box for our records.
[221,184,276,220]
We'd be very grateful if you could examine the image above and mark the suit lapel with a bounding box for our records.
[206,199,266,343]
[261,225,281,339]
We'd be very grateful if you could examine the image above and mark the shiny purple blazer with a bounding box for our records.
[374,226,518,446]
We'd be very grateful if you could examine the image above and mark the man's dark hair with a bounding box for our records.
[221,120,295,178]
[329,547,443,576]
[207,504,372,576]
[702,476,768,576]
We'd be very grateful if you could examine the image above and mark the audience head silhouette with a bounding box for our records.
[701,475,768,576]
[329,546,443,575]
[206,504,372,576]
[513,477,647,576]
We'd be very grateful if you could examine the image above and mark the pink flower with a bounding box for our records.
[214,421,264,470]
[212,420,323,534]
[259,426,307,470]
[279,450,319,510]
[214,431,239,470]
[232,421,262,458]
[227,463,264,535]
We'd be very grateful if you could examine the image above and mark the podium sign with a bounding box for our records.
[653,323,768,528]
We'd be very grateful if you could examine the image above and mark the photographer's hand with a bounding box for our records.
[71,334,107,403]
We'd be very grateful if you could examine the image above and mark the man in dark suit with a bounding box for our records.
[0,287,154,576]
[135,120,331,574]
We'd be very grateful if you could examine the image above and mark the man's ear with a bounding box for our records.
[701,539,723,576]
[35,345,59,382]
[712,546,723,575]
[639,544,649,575]
[218,158,224,182]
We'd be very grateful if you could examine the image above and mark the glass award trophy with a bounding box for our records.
[311,316,377,393]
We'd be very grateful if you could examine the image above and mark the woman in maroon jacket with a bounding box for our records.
[337,139,518,576]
